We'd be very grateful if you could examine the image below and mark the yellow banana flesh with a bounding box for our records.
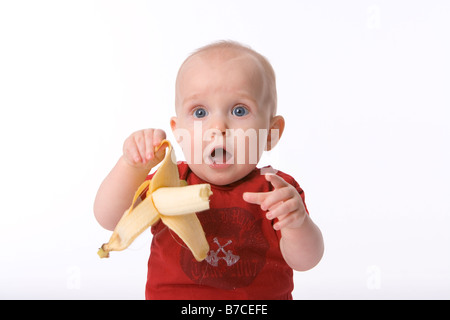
[151,185,212,216]
[97,140,211,261]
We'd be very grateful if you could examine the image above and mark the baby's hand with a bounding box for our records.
[243,174,307,231]
[122,128,167,170]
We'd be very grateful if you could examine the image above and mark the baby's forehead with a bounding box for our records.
[181,50,265,88]
[177,52,260,95]
[176,44,277,115]
[197,46,253,61]
[191,49,256,69]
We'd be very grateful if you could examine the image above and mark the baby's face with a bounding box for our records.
[171,50,277,185]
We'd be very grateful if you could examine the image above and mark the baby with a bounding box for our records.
[94,41,324,300]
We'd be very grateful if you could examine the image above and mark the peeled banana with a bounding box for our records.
[97,140,212,261]
[151,185,212,216]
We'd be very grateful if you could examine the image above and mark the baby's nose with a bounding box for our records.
[210,117,228,136]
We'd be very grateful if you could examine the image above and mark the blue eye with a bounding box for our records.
[193,108,208,118]
[231,105,249,117]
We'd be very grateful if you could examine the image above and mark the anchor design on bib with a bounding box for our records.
[205,237,240,267]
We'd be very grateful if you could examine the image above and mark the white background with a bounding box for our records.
[1,0,449,299]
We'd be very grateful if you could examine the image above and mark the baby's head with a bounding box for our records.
[171,41,285,185]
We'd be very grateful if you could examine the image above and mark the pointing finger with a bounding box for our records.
[243,191,271,206]
[265,173,289,189]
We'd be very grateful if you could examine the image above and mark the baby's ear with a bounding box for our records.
[170,117,181,142]
[170,116,177,132]
[266,115,285,151]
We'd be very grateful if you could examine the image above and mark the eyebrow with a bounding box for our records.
[180,90,260,109]
[235,91,259,106]
[182,93,203,105]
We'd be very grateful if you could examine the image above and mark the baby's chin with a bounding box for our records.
[188,163,257,186]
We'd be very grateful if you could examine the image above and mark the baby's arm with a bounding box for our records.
[94,129,166,230]
[243,174,324,271]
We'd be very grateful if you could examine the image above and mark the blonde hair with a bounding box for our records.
[177,40,277,115]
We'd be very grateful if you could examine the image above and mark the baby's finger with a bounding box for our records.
[265,173,289,190]
[243,191,271,206]
[124,140,142,164]
[133,131,148,163]
[273,212,295,231]
[153,129,167,147]
[273,206,305,230]
[143,129,155,160]
[266,198,297,220]
[261,187,293,211]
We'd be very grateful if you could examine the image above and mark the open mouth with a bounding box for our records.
[208,147,233,165]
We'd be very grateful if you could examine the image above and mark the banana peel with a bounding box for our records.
[97,140,211,261]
